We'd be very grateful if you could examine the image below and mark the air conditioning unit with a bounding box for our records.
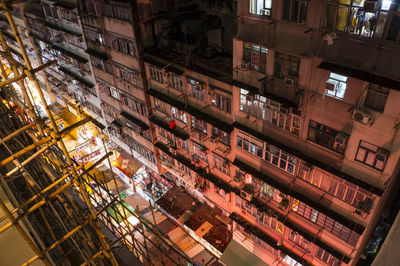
[239,61,250,71]
[260,9,271,16]
[352,109,371,125]
[325,80,335,91]
[284,76,296,85]
[364,0,379,12]
[376,147,389,162]
[240,190,253,201]
[334,132,348,152]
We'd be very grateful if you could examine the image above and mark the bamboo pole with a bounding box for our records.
[0,121,36,145]
[0,185,50,265]
[6,143,54,177]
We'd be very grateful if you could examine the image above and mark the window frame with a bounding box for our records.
[355,140,390,171]
[326,72,348,99]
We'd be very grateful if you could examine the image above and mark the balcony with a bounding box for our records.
[154,142,239,195]
[233,121,383,196]
[150,114,189,140]
[229,213,308,266]
[232,157,365,235]
[147,89,234,133]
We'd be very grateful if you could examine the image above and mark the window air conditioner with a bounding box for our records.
[284,76,296,85]
[260,9,271,16]
[334,132,348,152]
[325,81,335,91]
[376,148,389,161]
[364,0,379,12]
[239,61,250,71]
[240,189,253,201]
[352,109,371,125]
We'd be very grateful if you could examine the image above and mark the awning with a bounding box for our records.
[120,111,149,130]
[111,119,122,128]
[318,61,400,90]
[220,239,269,266]
[113,152,143,179]
[86,48,108,60]
[91,119,106,130]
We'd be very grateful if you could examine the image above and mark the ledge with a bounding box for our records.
[147,89,234,133]
[231,79,299,109]
[86,48,108,60]
[150,115,188,140]
[53,45,88,63]
[233,122,383,196]
[44,21,82,37]
[233,158,365,234]
[143,54,184,75]
[120,111,149,130]
[318,61,400,91]
[251,197,351,263]
[59,66,94,88]
[230,212,310,266]
[154,141,239,194]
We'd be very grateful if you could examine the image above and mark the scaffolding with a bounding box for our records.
[0,1,195,265]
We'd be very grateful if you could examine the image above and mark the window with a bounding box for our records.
[193,143,208,163]
[236,136,264,159]
[364,84,389,112]
[171,107,187,123]
[239,89,301,136]
[326,72,347,99]
[355,140,390,171]
[249,0,272,16]
[149,65,164,83]
[325,0,398,41]
[288,230,310,251]
[263,216,284,234]
[315,247,340,266]
[188,78,205,101]
[307,120,348,154]
[214,155,229,175]
[265,145,296,174]
[168,73,183,91]
[260,183,274,200]
[105,35,136,57]
[212,92,231,113]
[291,199,360,246]
[101,3,132,22]
[109,86,120,100]
[191,117,207,135]
[243,42,268,73]
[274,52,300,80]
[212,127,231,146]
[282,0,309,24]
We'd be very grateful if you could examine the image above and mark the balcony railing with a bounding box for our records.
[326,2,400,42]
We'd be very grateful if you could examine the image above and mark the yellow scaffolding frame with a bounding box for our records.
[0,1,198,265]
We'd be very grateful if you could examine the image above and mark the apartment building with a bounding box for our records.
[20,0,106,128]
[9,0,400,265]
